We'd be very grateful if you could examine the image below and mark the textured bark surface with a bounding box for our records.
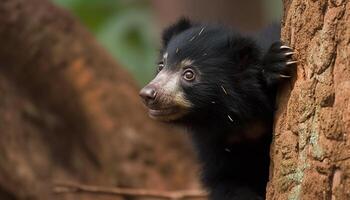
[267,0,350,199]
[0,0,199,199]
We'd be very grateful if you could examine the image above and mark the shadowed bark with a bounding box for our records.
[0,0,199,199]
[267,1,350,199]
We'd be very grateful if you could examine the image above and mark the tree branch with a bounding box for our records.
[53,181,207,200]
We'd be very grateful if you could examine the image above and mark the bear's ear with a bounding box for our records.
[228,37,260,70]
[162,17,192,47]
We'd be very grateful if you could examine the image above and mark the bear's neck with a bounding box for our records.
[187,122,271,198]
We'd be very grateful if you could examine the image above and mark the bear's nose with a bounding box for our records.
[139,86,157,105]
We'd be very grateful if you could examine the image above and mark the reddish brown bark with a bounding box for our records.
[0,0,199,199]
[267,1,350,199]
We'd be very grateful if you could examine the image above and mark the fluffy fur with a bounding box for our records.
[140,18,295,200]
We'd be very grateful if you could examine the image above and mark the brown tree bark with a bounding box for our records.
[267,1,350,199]
[0,0,199,199]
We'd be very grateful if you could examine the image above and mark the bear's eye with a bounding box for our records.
[157,62,164,72]
[183,69,195,81]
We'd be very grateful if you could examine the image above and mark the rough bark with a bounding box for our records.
[0,0,199,199]
[267,0,350,199]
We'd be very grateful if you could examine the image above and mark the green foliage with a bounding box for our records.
[53,0,157,85]
[263,0,282,21]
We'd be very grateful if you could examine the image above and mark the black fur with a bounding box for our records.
[162,18,193,47]
[142,18,295,200]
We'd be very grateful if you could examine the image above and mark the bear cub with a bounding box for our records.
[140,18,296,200]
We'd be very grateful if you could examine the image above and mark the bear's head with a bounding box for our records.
[140,18,266,125]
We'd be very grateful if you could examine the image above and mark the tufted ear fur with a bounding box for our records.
[228,37,261,70]
[162,17,192,47]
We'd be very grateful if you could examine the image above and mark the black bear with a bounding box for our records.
[139,18,296,200]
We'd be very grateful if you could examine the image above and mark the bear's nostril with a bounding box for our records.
[139,87,157,103]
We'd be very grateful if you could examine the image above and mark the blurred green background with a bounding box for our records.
[52,0,281,86]
[53,0,158,85]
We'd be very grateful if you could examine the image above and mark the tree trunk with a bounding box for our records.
[267,1,350,199]
[0,0,198,199]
